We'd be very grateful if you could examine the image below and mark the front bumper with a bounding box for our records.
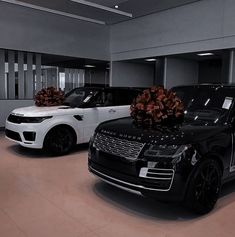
[5,120,49,149]
[88,154,189,202]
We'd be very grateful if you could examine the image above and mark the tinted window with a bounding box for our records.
[173,86,235,124]
[63,88,100,107]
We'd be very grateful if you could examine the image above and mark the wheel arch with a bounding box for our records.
[203,153,224,175]
[43,124,77,148]
[183,152,224,200]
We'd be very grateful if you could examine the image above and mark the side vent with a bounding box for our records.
[74,115,83,121]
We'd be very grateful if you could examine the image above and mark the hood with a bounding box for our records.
[11,105,83,117]
[97,117,229,145]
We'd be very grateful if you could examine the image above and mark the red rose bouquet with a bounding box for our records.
[130,86,184,127]
[35,87,65,107]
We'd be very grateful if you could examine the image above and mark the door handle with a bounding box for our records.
[109,109,116,113]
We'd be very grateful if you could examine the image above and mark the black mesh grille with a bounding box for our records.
[93,133,145,161]
[5,129,22,141]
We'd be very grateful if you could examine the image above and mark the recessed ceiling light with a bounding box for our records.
[84,65,96,68]
[145,58,157,62]
[115,5,119,9]
[197,53,214,56]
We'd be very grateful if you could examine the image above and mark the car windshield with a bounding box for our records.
[173,86,235,125]
[63,88,99,108]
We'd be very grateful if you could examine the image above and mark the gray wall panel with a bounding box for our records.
[111,62,154,87]
[110,0,235,60]
[0,1,110,60]
[165,58,199,89]
[8,50,15,99]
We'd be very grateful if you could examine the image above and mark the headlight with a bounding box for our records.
[144,144,190,158]
[21,116,53,123]
[8,114,53,124]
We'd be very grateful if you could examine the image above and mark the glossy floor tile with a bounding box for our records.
[1,132,235,237]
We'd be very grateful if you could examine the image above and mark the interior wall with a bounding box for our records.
[198,60,222,83]
[110,0,235,61]
[0,1,110,60]
[111,61,154,87]
[154,58,165,86]
[165,58,199,89]
[84,69,109,86]
[0,100,34,127]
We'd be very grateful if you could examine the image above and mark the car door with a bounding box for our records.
[98,88,140,123]
[96,89,119,123]
[82,90,102,143]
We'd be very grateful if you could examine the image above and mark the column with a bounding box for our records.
[26,52,33,99]
[18,51,24,99]
[35,53,42,92]
[0,49,6,99]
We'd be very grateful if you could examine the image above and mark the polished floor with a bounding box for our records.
[0,132,235,237]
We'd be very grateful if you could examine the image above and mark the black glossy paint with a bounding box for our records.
[88,85,235,202]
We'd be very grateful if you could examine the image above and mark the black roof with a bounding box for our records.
[172,84,235,89]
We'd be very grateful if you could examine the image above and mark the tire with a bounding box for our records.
[44,126,75,155]
[185,159,222,215]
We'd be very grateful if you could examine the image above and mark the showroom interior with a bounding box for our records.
[1,0,235,236]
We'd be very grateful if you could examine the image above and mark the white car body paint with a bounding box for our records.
[5,104,130,149]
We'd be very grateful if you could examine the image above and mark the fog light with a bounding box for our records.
[23,132,36,141]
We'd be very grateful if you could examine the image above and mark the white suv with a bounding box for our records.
[5,87,141,155]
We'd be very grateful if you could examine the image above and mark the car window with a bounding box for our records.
[63,88,100,107]
[174,86,235,124]
[87,90,114,107]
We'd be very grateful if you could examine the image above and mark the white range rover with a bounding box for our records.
[5,87,141,155]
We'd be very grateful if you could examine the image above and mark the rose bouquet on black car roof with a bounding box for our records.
[130,86,184,127]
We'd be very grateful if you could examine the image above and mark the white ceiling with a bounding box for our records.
[7,0,202,24]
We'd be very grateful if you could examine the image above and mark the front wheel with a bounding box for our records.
[185,159,222,214]
[44,126,75,155]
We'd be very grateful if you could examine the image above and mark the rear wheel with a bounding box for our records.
[44,126,75,155]
[185,159,222,214]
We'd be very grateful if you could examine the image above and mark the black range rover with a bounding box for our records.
[88,85,235,214]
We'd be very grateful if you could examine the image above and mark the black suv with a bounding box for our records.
[88,84,235,214]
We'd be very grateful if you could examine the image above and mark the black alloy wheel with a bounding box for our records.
[185,159,222,214]
[45,126,75,155]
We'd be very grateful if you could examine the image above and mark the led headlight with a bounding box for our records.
[22,116,53,123]
[144,144,190,158]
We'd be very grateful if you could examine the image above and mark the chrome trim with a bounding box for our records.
[94,133,145,161]
[139,167,175,191]
[92,173,142,196]
[89,166,173,192]
[141,176,172,180]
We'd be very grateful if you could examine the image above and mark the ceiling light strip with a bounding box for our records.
[0,0,106,25]
[70,0,133,17]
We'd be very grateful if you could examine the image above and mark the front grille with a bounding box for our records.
[7,114,23,124]
[5,129,22,141]
[139,168,174,191]
[94,133,145,161]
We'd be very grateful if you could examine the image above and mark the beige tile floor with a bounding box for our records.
[1,132,235,237]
